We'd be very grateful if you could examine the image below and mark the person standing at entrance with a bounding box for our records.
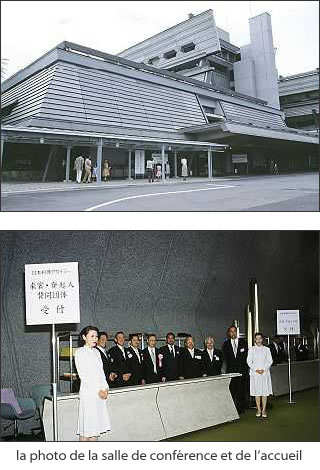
[165,162,170,179]
[74,326,111,441]
[102,159,110,181]
[74,155,84,183]
[222,325,249,413]
[82,156,92,183]
[201,336,223,376]
[247,332,273,418]
[181,157,188,181]
[155,164,162,181]
[142,334,163,383]
[146,159,154,182]
[159,332,182,381]
[108,331,132,387]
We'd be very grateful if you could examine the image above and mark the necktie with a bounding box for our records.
[170,346,175,357]
[209,350,213,361]
[232,340,237,356]
[151,349,157,373]
[134,348,140,363]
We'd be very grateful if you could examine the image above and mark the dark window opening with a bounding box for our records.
[148,56,160,65]
[163,50,177,59]
[181,42,196,53]
[203,106,216,115]
[1,99,19,119]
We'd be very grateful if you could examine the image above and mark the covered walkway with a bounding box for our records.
[1,126,228,183]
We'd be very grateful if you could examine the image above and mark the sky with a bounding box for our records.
[1,1,319,80]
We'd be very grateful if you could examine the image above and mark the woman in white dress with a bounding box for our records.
[181,158,188,181]
[247,332,273,418]
[75,326,111,441]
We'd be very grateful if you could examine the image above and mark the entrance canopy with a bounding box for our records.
[1,125,228,152]
[182,121,319,150]
[1,125,228,182]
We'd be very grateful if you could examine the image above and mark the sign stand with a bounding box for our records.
[287,334,296,404]
[25,262,80,443]
[277,309,300,405]
[51,323,58,440]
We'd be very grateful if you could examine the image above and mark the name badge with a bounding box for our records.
[240,348,245,353]
[214,356,220,361]
[195,355,202,360]
[127,353,133,358]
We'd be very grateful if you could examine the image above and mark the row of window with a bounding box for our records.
[148,42,196,65]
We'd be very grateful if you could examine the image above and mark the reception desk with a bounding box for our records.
[270,359,319,396]
[43,373,240,441]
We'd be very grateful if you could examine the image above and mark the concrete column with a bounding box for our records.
[174,150,177,177]
[207,149,212,179]
[211,151,214,179]
[96,138,103,184]
[64,145,71,182]
[161,144,165,181]
[1,137,4,168]
[128,150,132,179]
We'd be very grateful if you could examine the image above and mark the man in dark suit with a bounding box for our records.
[108,331,132,387]
[201,336,223,376]
[126,333,145,385]
[180,335,205,379]
[159,332,182,381]
[142,334,163,384]
[222,325,249,413]
[95,331,118,387]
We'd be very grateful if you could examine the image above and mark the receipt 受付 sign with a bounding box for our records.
[276,309,300,335]
[25,262,80,325]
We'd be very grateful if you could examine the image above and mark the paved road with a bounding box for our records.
[1,173,318,211]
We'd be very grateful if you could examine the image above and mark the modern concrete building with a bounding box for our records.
[1,11,318,182]
[279,69,319,131]
[120,10,280,108]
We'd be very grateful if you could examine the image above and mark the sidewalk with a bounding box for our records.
[1,176,239,194]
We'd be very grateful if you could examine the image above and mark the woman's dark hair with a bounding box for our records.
[255,332,264,339]
[79,325,99,346]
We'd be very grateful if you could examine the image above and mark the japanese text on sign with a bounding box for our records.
[25,262,80,325]
[276,310,300,335]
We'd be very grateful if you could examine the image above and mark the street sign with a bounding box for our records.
[276,309,300,335]
[25,262,80,325]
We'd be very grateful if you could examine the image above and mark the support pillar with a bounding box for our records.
[161,144,165,181]
[174,150,177,177]
[42,146,55,182]
[64,145,71,182]
[96,138,103,184]
[207,149,212,179]
[1,137,4,169]
[128,150,132,180]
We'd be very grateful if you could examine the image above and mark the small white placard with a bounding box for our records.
[25,262,80,325]
[276,309,300,335]
[232,154,248,163]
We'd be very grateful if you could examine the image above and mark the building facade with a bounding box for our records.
[1,10,318,182]
[279,69,319,131]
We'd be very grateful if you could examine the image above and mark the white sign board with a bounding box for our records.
[232,154,248,163]
[151,153,168,164]
[25,262,80,325]
[276,309,300,335]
